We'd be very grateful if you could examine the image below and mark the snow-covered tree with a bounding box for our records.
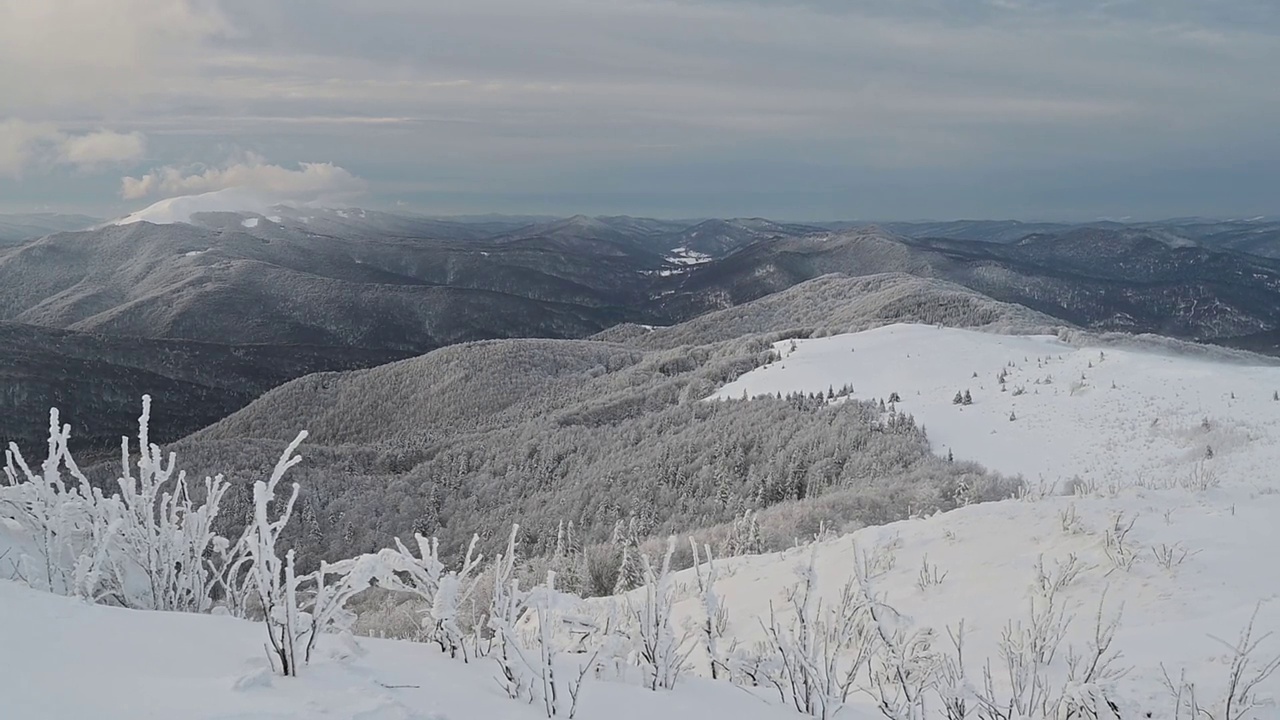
[112,396,235,612]
[630,536,693,691]
[756,545,880,720]
[2,398,236,611]
[243,430,309,676]
[690,541,730,680]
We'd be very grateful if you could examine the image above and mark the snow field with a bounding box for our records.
[691,324,1280,716]
[714,324,1280,494]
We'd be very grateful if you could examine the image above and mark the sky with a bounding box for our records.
[1,0,1277,221]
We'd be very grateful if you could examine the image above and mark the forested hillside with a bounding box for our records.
[154,275,1040,582]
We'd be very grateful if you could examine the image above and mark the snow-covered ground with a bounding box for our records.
[0,578,794,720]
[5,323,1280,719]
[666,247,713,266]
[715,324,1280,492]
[691,324,1280,716]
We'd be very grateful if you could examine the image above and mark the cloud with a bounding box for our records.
[116,187,282,225]
[0,120,146,177]
[7,0,1280,218]
[57,131,147,168]
[121,153,366,200]
[121,153,367,204]
[0,0,226,112]
[116,154,370,224]
[0,119,58,178]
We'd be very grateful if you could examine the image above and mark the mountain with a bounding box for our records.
[0,322,399,455]
[166,273,1040,568]
[874,217,1280,258]
[0,212,99,246]
[6,322,1280,720]
[0,214,676,455]
[606,272,1061,350]
[652,227,1280,350]
[1186,219,1280,258]
[667,218,824,257]
[187,207,500,242]
[0,220,652,352]
[9,208,1280,468]
[878,219,1081,244]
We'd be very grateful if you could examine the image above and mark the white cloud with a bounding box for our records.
[118,153,369,224]
[57,131,147,168]
[0,120,146,177]
[0,119,59,178]
[121,153,367,201]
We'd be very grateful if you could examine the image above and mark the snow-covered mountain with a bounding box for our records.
[689,324,1280,716]
[4,323,1280,719]
[0,212,99,245]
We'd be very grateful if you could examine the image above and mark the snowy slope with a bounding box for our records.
[6,323,1280,719]
[714,324,1280,491]
[0,578,796,720]
[674,324,1280,717]
[648,489,1280,717]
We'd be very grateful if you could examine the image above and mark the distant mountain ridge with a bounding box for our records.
[0,213,99,246]
[653,226,1280,348]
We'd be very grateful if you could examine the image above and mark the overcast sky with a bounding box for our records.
[1,0,1277,220]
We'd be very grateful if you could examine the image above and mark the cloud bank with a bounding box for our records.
[3,0,1278,218]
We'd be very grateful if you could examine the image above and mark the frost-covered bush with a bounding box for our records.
[1,397,237,611]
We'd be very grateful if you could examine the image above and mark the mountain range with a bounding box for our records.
[4,207,1280,457]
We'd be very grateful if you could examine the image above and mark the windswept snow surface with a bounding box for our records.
[0,579,795,720]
